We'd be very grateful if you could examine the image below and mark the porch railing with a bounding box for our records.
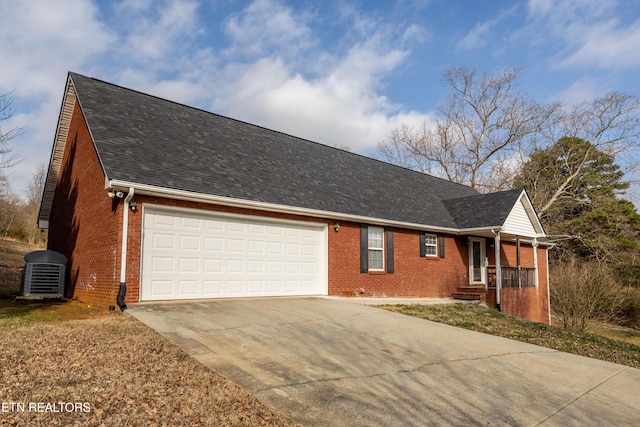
[487,266,536,289]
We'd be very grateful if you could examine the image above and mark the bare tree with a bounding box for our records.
[22,163,48,244]
[377,123,433,174]
[1,92,23,169]
[535,92,640,216]
[378,66,557,192]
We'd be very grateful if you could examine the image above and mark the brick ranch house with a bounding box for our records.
[39,72,551,323]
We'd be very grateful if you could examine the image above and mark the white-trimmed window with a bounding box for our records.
[424,233,437,256]
[368,226,384,270]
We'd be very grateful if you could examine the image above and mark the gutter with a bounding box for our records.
[116,187,134,311]
[107,179,523,238]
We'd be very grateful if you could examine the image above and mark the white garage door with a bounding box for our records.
[141,206,327,301]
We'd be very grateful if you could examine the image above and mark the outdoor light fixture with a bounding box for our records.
[128,199,138,211]
[108,190,125,199]
[334,222,340,232]
[107,191,115,198]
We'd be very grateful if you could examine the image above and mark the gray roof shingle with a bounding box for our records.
[69,72,521,230]
[443,189,523,229]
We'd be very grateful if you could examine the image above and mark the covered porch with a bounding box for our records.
[450,229,550,323]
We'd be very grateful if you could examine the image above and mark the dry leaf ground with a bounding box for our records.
[0,303,294,426]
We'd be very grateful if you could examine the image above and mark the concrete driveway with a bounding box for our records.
[128,297,640,426]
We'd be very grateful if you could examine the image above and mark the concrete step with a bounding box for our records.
[451,287,485,301]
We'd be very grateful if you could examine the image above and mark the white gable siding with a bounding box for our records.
[502,197,538,237]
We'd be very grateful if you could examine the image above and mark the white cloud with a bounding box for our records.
[214,36,427,152]
[1,0,431,198]
[456,20,496,51]
[0,0,114,98]
[517,0,639,70]
[552,77,600,105]
[116,0,201,61]
[560,19,640,68]
[402,24,430,45]
[0,0,114,197]
[456,5,517,52]
[222,0,314,58]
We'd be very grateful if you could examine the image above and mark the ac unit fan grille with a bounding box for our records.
[24,263,65,296]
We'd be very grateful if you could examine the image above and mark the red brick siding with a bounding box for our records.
[328,223,468,297]
[486,242,550,324]
[47,101,122,307]
[123,199,472,302]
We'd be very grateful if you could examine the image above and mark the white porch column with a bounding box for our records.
[533,238,539,288]
[494,231,501,311]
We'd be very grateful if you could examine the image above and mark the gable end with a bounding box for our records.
[502,191,545,237]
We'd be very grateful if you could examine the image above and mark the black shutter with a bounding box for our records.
[419,232,426,257]
[360,224,368,273]
[386,228,394,274]
[439,234,445,258]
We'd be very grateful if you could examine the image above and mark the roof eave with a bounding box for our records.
[107,179,465,234]
[103,180,551,245]
[38,74,78,229]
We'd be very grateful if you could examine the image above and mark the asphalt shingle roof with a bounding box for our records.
[69,72,519,230]
[443,189,523,229]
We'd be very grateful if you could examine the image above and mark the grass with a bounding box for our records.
[0,298,103,326]
[380,303,640,369]
[0,300,294,426]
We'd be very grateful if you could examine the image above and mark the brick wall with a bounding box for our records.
[486,241,550,324]
[121,198,472,302]
[48,101,122,307]
[328,222,469,297]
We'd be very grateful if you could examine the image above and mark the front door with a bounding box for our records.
[468,238,486,285]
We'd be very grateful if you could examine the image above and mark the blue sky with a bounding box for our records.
[2,0,640,202]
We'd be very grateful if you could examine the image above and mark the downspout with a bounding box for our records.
[492,229,501,311]
[116,187,134,311]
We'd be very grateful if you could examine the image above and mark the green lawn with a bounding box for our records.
[380,303,640,369]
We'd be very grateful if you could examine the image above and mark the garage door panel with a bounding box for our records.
[204,237,223,252]
[152,257,174,272]
[150,280,172,296]
[153,233,175,249]
[203,280,221,294]
[248,240,264,253]
[141,208,327,301]
[180,217,200,228]
[268,242,283,255]
[227,281,243,294]
[227,239,244,252]
[228,221,244,232]
[179,258,199,272]
[179,235,200,250]
[178,280,198,295]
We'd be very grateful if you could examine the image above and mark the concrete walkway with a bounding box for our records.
[128,297,640,426]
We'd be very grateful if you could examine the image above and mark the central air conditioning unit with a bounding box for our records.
[22,250,67,297]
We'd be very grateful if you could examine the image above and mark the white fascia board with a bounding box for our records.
[38,75,77,229]
[106,179,463,234]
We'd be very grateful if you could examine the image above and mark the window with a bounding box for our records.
[368,226,384,270]
[424,233,437,256]
[420,232,445,258]
[360,224,393,273]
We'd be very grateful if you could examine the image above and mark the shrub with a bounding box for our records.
[551,260,630,332]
